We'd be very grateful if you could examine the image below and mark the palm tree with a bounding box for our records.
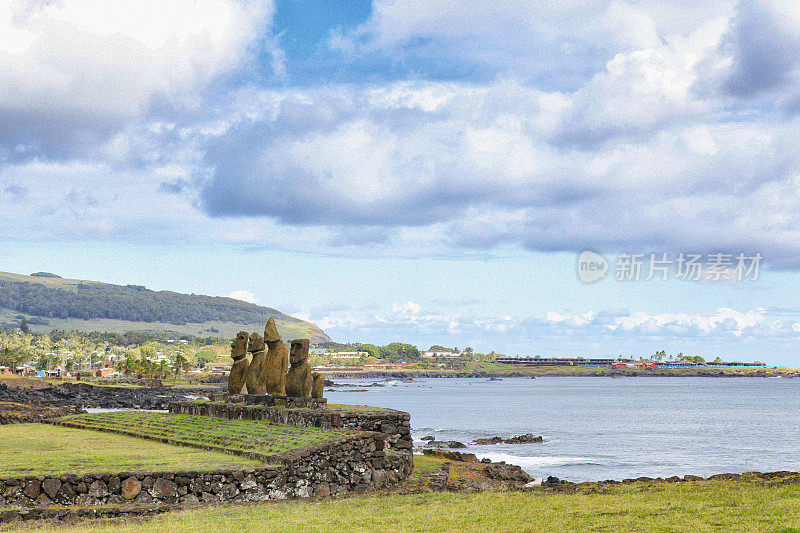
[0,346,25,372]
[173,353,188,382]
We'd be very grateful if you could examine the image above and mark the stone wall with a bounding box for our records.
[0,432,412,515]
[169,401,413,452]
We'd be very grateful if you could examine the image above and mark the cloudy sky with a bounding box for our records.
[2,0,800,362]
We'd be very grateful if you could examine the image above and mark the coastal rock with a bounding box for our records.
[422,449,478,463]
[423,440,467,449]
[474,433,543,445]
[485,463,531,483]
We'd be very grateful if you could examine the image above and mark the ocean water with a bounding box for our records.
[325,376,800,482]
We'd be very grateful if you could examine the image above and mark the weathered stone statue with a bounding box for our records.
[227,331,249,394]
[244,332,267,395]
[263,317,288,396]
[286,339,312,398]
[311,371,324,399]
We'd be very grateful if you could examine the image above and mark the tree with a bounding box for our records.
[173,353,188,381]
[19,318,29,334]
[195,349,216,367]
[0,346,25,372]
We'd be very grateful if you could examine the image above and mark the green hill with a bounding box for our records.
[0,271,331,343]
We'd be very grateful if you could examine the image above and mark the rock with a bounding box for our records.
[506,433,543,444]
[151,478,178,499]
[181,494,200,504]
[228,331,250,394]
[286,339,312,398]
[107,476,121,494]
[475,434,543,445]
[423,440,467,449]
[88,480,108,498]
[475,436,504,445]
[423,449,478,463]
[313,483,331,498]
[219,483,239,501]
[41,479,61,500]
[134,492,153,504]
[486,463,531,483]
[121,477,142,500]
[239,476,257,491]
[421,436,435,441]
[23,480,40,499]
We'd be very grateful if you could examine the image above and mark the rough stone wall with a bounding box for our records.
[169,401,413,452]
[0,433,411,512]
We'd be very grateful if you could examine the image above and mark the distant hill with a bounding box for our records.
[0,271,331,343]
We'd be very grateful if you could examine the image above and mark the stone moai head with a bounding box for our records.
[264,317,281,343]
[290,339,310,365]
[230,331,248,360]
[248,332,265,353]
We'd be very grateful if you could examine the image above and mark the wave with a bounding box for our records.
[476,452,600,471]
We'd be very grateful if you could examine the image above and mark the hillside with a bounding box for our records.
[0,271,331,343]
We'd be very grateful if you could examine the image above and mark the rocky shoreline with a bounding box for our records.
[0,382,219,410]
[322,369,798,379]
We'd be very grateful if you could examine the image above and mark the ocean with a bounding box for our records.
[325,376,800,482]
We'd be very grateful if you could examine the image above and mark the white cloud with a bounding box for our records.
[229,290,257,304]
[0,0,272,159]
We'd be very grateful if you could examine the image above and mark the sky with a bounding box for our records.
[2,0,800,362]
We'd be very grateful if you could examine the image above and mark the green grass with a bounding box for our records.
[58,411,346,458]
[26,480,800,532]
[321,404,395,413]
[0,424,261,476]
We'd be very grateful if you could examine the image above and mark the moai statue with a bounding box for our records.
[263,317,288,396]
[227,331,249,394]
[311,371,324,399]
[244,332,267,395]
[285,339,312,398]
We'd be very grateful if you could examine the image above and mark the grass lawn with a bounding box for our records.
[26,480,800,532]
[58,411,346,458]
[0,424,261,476]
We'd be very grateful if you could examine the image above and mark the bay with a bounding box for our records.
[325,376,800,481]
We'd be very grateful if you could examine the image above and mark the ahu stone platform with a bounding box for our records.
[170,397,413,452]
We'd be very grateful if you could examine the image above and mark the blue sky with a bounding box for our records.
[2,0,800,362]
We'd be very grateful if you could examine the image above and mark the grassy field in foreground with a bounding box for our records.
[58,411,346,457]
[0,424,261,476]
[28,480,800,533]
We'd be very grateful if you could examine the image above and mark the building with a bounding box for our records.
[203,362,229,373]
[330,351,368,359]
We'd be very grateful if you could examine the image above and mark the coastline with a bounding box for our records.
[320,367,799,379]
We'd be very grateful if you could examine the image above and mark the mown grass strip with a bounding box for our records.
[57,411,347,460]
[0,424,261,476]
[23,480,800,532]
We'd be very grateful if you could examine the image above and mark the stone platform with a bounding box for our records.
[208,393,327,409]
